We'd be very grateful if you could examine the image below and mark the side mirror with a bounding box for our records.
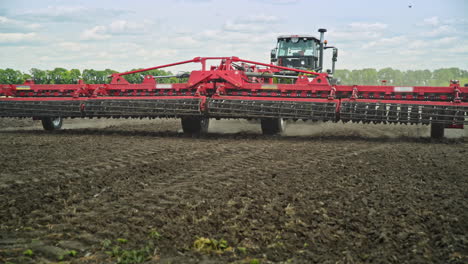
[332,49,338,61]
[270,49,277,62]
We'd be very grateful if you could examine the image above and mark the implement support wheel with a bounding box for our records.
[181,117,209,134]
[430,123,445,139]
[261,118,285,135]
[41,117,63,131]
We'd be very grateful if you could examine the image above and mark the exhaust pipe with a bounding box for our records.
[318,28,327,73]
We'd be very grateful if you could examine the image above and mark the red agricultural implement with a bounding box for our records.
[1,30,466,138]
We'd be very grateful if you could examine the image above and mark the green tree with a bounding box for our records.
[0,68,24,84]
[69,69,81,83]
[334,69,350,84]
[30,68,48,84]
[48,68,69,84]
[82,69,98,84]
[431,68,463,86]
[2,67,467,86]
[360,68,378,85]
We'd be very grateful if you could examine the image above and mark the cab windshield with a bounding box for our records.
[278,38,315,56]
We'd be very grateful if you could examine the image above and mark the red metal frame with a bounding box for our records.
[1,57,466,127]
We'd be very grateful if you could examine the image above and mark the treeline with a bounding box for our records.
[0,68,178,84]
[334,67,468,86]
[1,67,467,86]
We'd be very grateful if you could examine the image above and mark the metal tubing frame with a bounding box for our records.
[1,57,467,125]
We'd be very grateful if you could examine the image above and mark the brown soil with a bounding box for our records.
[0,118,467,264]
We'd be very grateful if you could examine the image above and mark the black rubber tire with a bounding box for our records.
[430,123,445,139]
[41,117,63,131]
[261,118,285,135]
[181,117,209,134]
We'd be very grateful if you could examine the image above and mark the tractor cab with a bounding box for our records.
[271,35,320,70]
[271,29,338,74]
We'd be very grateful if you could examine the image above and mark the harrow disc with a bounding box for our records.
[207,98,337,121]
[83,99,202,118]
[0,98,203,119]
[0,100,83,118]
[340,101,467,125]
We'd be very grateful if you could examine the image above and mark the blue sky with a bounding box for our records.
[0,0,467,73]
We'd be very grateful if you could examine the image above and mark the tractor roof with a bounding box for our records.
[277,35,319,42]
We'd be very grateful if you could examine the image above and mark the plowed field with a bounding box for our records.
[0,118,467,264]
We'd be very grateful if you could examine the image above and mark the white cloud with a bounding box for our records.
[423,16,440,26]
[1,2,465,72]
[19,6,127,23]
[223,21,268,33]
[419,16,461,38]
[421,25,455,37]
[433,37,457,45]
[237,14,279,24]
[197,29,275,46]
[40,5,86,15]
[80,20,153,40]
[0,16,11,23]
[328,22,388,43]
[0,32,38,43]
[135,48,178,59]
[21,6,86,22]
[80,26,111,40]
[108,20,150,34]
[399,49,427,56]
[349,22,388,31]
[407,40,429,49]
[199,29,219,38]
[222,14,279,33]
[0,15,42,32]
[57,42,90,52]
[363,36,407,49]
[172,36,200,46]
[25,23,42,30]
[109,42,141,51]
[451,45,468,54]
[329,30,382,42]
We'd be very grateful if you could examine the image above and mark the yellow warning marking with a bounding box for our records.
[16,85,31,90]
[261,84,278,90]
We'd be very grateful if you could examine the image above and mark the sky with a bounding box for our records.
[0,0,467,74]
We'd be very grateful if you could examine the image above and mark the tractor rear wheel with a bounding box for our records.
[181,117,209,134]
[430,123,445,139]
[261,118,285,135]
[41,117,63,131]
